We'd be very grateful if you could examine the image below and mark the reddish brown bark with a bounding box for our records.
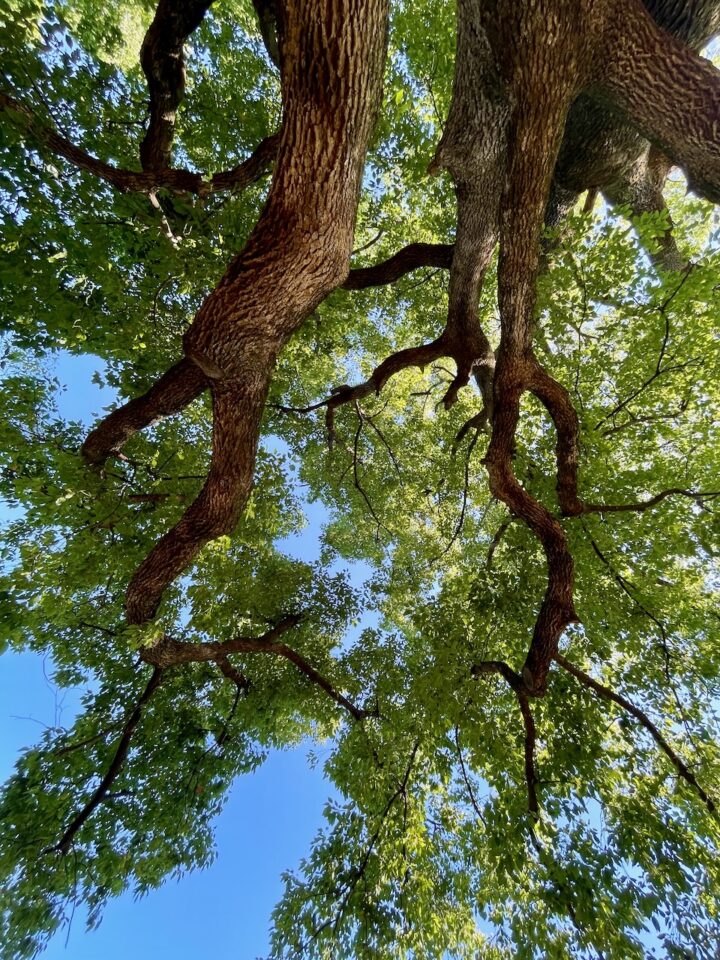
[139,0,216,172]
[73,0,720,666]
[125,0,390,623]
[478,1,604,695]
[455,0,720,696]
[81,359,208,466]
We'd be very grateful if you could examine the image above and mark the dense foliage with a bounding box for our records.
[0,1,719,957]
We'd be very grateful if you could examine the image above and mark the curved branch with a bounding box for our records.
[125,377,269,624]
[111,0,390,625]
[143,615,370,720]
[278,320,491,448]
[51,667,164,855]
[203,134,280,193]
[471,660,539,814]
[82,358,208,466]
[274,339,448,443]
[471,660,523,691]
[342,243,453,290]
[217,656,251,694]
[527,359,583,516]
[324,339,447,444]
[485,357,580,698]
[0,92,279,195]
[555,654,717,815]
[482,3,585,696]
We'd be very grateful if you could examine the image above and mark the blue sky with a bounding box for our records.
[0,353,341,959]
[1,650,333,959]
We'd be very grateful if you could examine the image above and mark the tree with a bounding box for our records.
[0,0,719,955]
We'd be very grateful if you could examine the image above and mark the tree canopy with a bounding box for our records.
[0,0,719,957]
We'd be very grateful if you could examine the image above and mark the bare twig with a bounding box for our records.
[579,488,719,515]
[453,725,487,825]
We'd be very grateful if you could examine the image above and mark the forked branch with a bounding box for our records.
[471,660,540,815]
[142,614,370,721]
[139,0,215,172]
[0,92,279,196]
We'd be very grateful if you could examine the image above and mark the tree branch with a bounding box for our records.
[50,667,164,856]
[555,654,717,815]
[124,378,269,624]
[81,358,208,466]
[517,693,539,817]
[314,739,420,943]
[342,242,453,290]
[251,0,280,65]
[579,488,720,515]
[216,656,251,695]
[0,92,279,195]
[142,615,370,721]
[471,660,540,814]
[486,517,511,570]
[138,0,214,171]
[597,0,720,203]
[453,725,487,825]
[274,338,448,442]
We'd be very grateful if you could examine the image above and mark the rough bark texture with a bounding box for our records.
[124,0,390,623]
[72,0,720,694]
[0,92,279,196]
[82,359,208,466]
[476,0,602,695]
[596,1,720,203]
[139,0,215,172]
[430,0,505,415]
[548,0,720,268]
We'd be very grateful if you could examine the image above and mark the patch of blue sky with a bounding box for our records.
[0,351,349,958]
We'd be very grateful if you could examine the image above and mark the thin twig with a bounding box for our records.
[50,667,164,855]
[555,654,716,815]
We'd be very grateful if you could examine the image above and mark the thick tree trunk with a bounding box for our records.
[431,0,505,415]
[549,0,720,257]
[126,0,389,623]
[77,0,720,645]
[596,1,720,203]
[450,0,720,695]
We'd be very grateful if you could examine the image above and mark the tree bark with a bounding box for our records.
[139,0,216,172]
[595,0,720,203]
[547,1,720,265]
[125,0,389,623]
